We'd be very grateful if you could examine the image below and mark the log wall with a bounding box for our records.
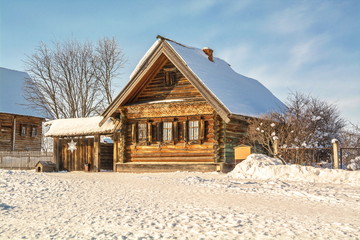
[0,113,43,151]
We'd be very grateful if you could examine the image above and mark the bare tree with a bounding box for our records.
[247,92,346,156]
[24,38,126,119]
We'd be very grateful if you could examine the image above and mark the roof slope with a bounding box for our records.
[0,67,44,117]
[101,37,286,125]
[166,40,285,117]
[45,116,115,137]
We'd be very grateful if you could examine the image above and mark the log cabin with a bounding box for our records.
[101,36,285,172]
[0,112,44,151]
[0,68,45,151]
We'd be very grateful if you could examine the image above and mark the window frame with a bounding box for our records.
[137,122,147,142]
[20,125,26,136]
[188,120,200,141]
[31,126,37,137]
[162,121,173,142]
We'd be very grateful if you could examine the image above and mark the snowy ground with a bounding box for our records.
[1,156,360,239]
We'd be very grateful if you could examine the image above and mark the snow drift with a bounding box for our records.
[347,156,360,171]
[229,154,360,184]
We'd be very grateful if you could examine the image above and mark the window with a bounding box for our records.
[138,123,147,141]
[20,125,26,136]
[163,122,173,141]
[188,121,199,140]
[164,68,177,86]
[31,127,37,137]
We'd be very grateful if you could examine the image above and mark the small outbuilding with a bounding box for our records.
[35,161,56,172]
[45,116,115,172]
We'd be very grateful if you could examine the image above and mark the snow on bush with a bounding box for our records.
[347,156,360,171]
[229,154,360,184]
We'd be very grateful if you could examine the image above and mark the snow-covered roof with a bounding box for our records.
[166,40,286,117]
[101,37,287,125]
[45,116,115,137]
[0,67,45,118]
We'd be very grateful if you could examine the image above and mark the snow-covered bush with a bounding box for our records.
[347,156,360,171]
[247,92,345,159]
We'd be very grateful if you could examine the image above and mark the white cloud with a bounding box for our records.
[289,34,329,70]
[266,4,314,35]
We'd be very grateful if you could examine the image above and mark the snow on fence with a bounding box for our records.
[0,151,53,170]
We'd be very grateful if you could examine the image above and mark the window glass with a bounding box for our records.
[21,125,26,136]
[189,120,199,140]
[163,122,173,141]
[31,127,37,137]
[138,123,147,141]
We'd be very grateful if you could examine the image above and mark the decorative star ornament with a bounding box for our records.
[68,139,77,153]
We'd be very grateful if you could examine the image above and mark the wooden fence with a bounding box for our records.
[280,147,333,166]
[0,151,53,170]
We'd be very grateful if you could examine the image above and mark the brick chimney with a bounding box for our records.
[202,47,214,62]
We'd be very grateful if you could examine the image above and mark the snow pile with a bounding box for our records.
[229,154,360,184]
[347,156,360,171]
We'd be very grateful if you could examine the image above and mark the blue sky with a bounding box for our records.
[1,0,359,124]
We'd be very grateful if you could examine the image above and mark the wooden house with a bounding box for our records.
[0,68,45,152]
[100,36,285,172]
[0,112,44,151]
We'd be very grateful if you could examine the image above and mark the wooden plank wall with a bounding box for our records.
[100,143,113,170]
[0,113,43,151]
[58,138,113,171]
[59,138,94,171]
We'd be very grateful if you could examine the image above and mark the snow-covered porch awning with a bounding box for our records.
[45,116,115,137]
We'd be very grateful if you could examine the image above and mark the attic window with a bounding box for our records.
[163,68,177,86]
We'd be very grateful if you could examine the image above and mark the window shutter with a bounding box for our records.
[173,121,178,142]
[183,121,188,142]
[131,123,137,143]
[147,122,152,143]
[156,122,163,142]
[200,119,205,141]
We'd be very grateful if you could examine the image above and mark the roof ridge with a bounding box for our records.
[156,35,195,49]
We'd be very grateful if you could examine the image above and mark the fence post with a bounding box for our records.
[332,139,339,169]
[273,137,279,156]
[53,137,60,171]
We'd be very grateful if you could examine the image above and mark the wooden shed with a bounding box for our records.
[99,36,285,173]
[45,116,115,172]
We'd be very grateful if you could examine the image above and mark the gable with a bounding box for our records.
[128,60,205,104]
